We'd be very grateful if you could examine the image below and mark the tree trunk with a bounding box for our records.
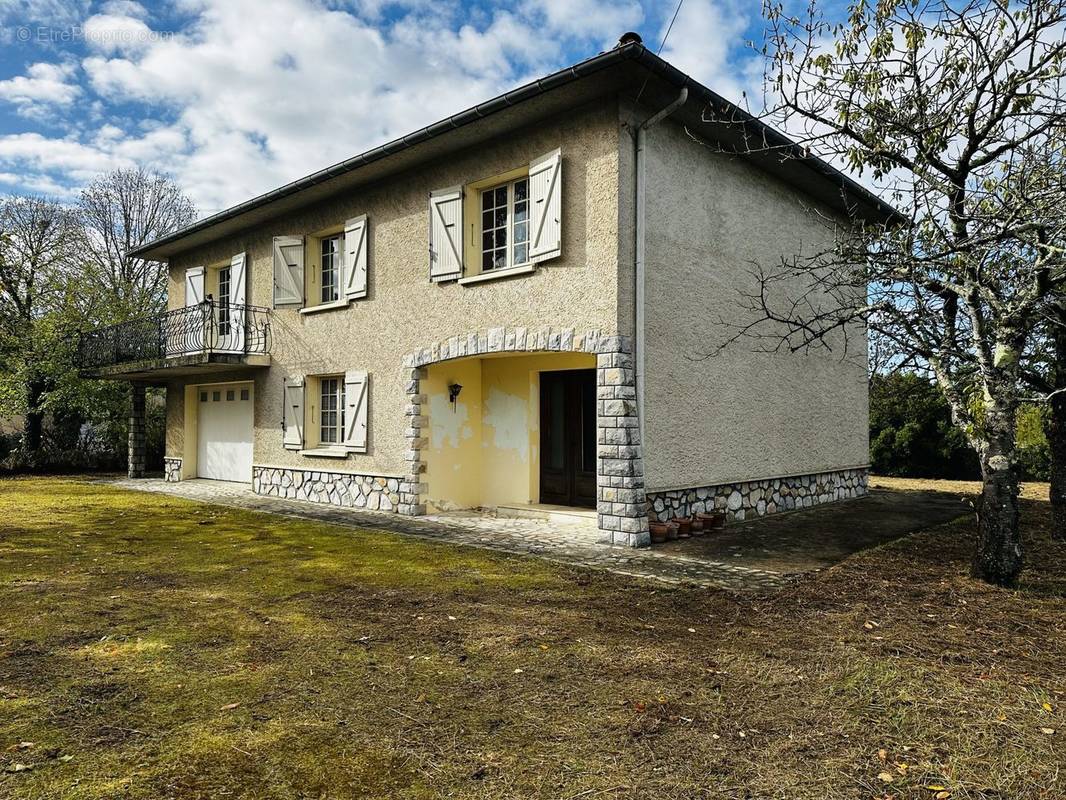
[972,412,1023,586]
[1046,320,1066,541]
[22,377,46,454]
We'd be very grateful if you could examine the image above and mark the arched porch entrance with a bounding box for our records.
[397,327,649,546]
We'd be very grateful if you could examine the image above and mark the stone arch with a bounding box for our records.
[395,326,650,546]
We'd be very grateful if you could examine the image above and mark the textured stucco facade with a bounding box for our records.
[141,84,870,544]
[164,100,627,483]
[640,119,869,495]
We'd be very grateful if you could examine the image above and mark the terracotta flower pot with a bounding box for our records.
[698,511,727,532]
[649,521,669,544]
[674,517,692,538]
[690,517,705,536]
[666,521,679,541]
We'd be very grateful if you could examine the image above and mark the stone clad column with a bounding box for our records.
[596,336,650,546]
[128,382,147,479]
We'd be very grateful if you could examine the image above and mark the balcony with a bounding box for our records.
[77,301,272,381]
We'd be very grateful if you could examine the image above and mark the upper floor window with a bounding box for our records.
[320,235,342,304]
[319,376,345,445]
[217,265,231,335]
[480,178,529,272]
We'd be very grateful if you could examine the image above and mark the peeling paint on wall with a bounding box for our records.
[482,386,528,462]
[428,392,471,451]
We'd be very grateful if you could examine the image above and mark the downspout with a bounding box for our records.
[635,86,687,450]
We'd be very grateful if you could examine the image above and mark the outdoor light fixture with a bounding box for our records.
[448,383,463,409]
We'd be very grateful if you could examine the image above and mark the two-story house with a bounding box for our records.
[78,35,893,547]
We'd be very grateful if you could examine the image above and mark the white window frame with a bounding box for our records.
[318,376,345,446]
[217,264,231,336]
[320,235,342,304]
[479,177,530,273]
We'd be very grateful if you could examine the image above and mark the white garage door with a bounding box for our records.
[197,382,253,482]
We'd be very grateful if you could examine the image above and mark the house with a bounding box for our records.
[78,35,891,546]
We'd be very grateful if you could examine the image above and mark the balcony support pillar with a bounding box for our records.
[128,382,147,479]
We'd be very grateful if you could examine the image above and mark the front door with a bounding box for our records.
[539,369,596,507]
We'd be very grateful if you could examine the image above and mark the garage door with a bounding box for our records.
[197,382,253,482]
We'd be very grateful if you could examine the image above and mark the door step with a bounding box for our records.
[494,503,598,526]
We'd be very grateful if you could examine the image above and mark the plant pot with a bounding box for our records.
[649,521,669,544]
[666,521,679,541]
[674,517,692,538]
[690,517,705,536]
[698,511,727,532]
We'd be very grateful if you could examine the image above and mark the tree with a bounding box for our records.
[1021,302,1066,538]
[0,196,80,451]
[78,167,197,321]
[712,0,1066,585]
[0,169,195,468]
[870,372,980,479]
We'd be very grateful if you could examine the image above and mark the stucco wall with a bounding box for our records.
[641,120,869,493]
[164,100,624,479]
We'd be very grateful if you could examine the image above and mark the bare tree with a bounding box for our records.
[0,196,80,450]
[711,0,1066,585]
[78,167,197,321]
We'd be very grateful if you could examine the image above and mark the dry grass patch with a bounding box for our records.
[0,476,1063,799]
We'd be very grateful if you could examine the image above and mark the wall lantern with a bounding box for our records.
[448,383,463,409]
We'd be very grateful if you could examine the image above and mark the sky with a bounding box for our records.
[0,0,770,216]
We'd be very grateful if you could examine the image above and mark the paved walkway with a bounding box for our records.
[103,478,788,591]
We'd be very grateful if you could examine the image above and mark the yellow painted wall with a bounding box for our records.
[423,352,595,512]
[423,358,483,512]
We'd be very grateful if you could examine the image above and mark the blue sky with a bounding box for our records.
[0,0,769,215]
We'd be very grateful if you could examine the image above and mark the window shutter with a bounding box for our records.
[343,369,369,453]
[343,215,368,300]
[229,252,247,305]
[272,236,304,307]
[220,252,248,353]
[429,186,463,281]
[283,377,304,450]
[185,266,205,306]
[528,148,562,262]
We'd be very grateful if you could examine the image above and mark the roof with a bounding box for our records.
[131,41,899,260]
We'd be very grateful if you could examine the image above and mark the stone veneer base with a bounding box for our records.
[163,457,182,482]
[646,468,869,523]
[253,465,402,511]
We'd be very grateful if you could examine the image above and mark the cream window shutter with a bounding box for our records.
[528,148,562,262]
[343,215,368,300]
[185,266,205,306]
[283,377,304,450]
[229,252,247,305]
[343,370,369,452]
[429,186,463,281]
[272,236,304,307]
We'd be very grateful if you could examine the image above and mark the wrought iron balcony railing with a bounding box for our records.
[76,301,272,370]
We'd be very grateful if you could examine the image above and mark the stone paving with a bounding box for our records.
[102,478,789,591]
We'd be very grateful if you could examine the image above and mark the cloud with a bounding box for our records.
[0,61,80,111]
[0,0,761,212]
[658,0,761,106]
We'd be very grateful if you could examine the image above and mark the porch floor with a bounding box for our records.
[102,478,785,590]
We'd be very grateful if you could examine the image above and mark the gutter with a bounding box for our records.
[634,87,688,452]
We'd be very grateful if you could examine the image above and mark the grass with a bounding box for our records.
[0,476,1063,799]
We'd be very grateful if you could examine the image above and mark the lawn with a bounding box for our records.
[0,477,1063,799]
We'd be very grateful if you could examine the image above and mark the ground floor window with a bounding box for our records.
[319,376,345,445]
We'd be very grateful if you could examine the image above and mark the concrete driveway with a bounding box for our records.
[106,478,971,590]
[658,487,971,574]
